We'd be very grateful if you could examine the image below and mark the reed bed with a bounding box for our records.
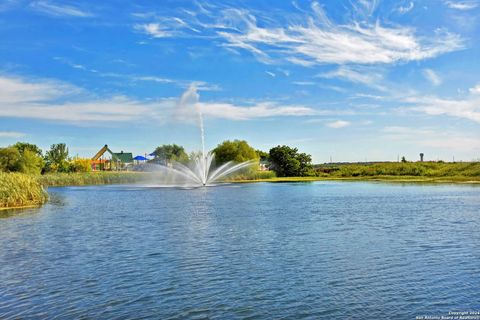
[39,172,148,187]
[0,172,48,209]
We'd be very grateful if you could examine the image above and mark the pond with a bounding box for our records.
[1,181,479,319]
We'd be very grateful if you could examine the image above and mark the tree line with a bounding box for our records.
[151,140,314,177]
[0,142,90,174]
[0,140,315,177]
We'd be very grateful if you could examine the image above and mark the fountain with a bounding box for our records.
[146,85,255,187]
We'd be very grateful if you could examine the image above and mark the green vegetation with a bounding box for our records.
[151,144,189,164]
[269,145,314,177]
[44,143,70,172]
[0,146,44,174]
[233,162,480,183]
[39,172,147,187]
[315,161,480,178]
[0,172,48,209]
[213,140,259,164]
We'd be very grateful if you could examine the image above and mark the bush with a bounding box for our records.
[69,158,92,172]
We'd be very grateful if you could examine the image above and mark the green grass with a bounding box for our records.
[0,172,48,209]
[234,162,480,184]
[318,161,480,178]
[39,171,148,187]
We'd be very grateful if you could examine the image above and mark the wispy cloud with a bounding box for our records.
[134,23,173,38]
[402,94,480,123]
[444,0,478,10]
[398,2,415,14]
[326,120,351,128]
[422,68,442,86]
[216,3,463,66]
[30,1,93,18]
[317,66,385,90]
[0,75,316,124]
[134,2,464,66]
[469,83,480,94]
[0,131,26,138]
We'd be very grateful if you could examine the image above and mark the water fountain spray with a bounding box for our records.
[149,85,255,187]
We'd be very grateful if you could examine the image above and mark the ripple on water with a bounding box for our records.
[0,182,479,319]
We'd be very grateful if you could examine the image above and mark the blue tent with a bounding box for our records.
[133,155,148,161]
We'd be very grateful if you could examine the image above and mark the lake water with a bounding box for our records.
[1,181,479,319]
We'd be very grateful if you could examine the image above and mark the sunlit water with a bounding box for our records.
[1,182,479,319]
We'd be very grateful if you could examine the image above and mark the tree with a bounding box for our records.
[401,156,407,163]
[212,140,259,165]
[269,145,313,177]
[0,147,22,172]
[12,142,42,156]
[69,158,92,172]
[0,146,44,174]
[45,143,69,172]
[18,149,44,174]
[256,149,269,162]
[152,144,189,164]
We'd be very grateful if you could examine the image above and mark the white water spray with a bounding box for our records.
[149,85,255,187]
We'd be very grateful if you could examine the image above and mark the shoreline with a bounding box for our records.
[231,176,480,184]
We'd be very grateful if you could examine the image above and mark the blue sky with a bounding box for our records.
[0,0,479,162]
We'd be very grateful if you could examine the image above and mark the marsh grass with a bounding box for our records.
[39,172,148,187]
[320,162,480,178]
[234,162,480,183]
[0,172,48,209]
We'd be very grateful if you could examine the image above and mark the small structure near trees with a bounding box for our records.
[91,145,133,171]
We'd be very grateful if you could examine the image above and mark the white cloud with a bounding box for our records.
[317,66,385,90]
[199,102,315,120]
[398,2,415,14]
[134,2,464,66]
[0,131,26,138]
[444,1,478,10]
[216,4,464,66]
[469,84,480,94]
[134,23,173,38]
[0,75,316,124]
[326,120,351,128]
[265,71,276,77]
[402,95,480,123]
[30,1,93,17]
[422,68,442,86]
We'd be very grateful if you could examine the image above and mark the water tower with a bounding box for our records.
[420,153,424,162]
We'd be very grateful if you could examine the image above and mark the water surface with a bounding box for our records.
[1,182,479,319]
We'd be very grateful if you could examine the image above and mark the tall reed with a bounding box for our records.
[0,172,48,209]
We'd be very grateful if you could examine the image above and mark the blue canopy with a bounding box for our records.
[133,155,148,161]
[149,152,156,156]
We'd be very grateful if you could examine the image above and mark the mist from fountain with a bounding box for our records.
[145,85,255,187]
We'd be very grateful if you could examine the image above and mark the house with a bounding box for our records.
[91,145,133,171]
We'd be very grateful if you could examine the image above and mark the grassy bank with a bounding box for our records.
[39,171,148,187]
[233,162,480,184]
[316,161,480,178]
[0,172,48,210]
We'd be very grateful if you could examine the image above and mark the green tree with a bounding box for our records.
[256,149,269,162]
[45,143,69,172]
[0,147,22,172]
[12,142,43,156]
[269,145,313,177]
[212,140,259,165]
[152,144,189,164]
[401,156,407,163]
[18,149,44,174]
